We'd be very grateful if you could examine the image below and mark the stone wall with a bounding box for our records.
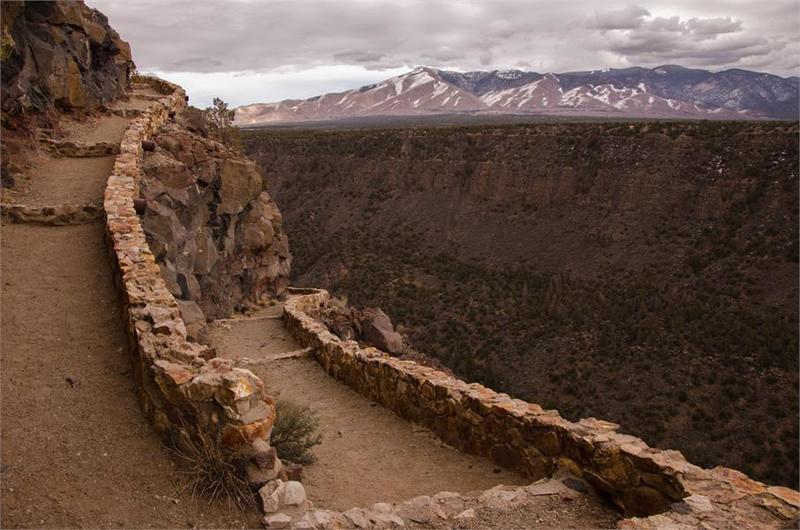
[284,288,799,528]
[103,75,279,463]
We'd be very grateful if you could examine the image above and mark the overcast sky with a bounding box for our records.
[89,0,799,108]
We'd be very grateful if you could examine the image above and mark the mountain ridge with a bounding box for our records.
[235,65,799,124]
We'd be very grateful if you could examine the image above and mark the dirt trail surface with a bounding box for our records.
[14,154,116,205]
[209,303,618,529]
[61,114,131,144]
[209,305,526,510]
[1,91,260,529]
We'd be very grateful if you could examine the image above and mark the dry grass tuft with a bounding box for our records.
[168,424,256,510]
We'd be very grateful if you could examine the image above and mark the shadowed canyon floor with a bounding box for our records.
[0,91,261,529]
[209,303,620,527]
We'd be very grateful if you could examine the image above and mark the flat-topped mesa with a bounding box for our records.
[103,75,282,474]
[284,288,800,528]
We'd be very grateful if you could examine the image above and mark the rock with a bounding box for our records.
[259,480,285,513]
[373,512,405,527]
[1,1,133,116]
[248,462,282,488]
[218,158,262,215]
[308,510,335,528]
[194,229,218,275]
[343,509,369,529]
[622,486,671,517]
[177,300,205,326]
[263,512,292,529]
[139,114,291,321]
[360,307,403,354]
[454,508,476,520]
[284,462,303,481]
[133,197,147,214]
[142,140,156,151]
[283,481,307,506]
[253,446,279,471]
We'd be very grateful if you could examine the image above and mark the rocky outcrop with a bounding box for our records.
[284,288,800,529]
[104,75,281,480]
[315,300,404,353]
[1,1,133,116]
[139,108,291,342]
[360,307,403,354]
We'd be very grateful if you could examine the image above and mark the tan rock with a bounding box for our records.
[263,512,292,529]
[218,159,262,214]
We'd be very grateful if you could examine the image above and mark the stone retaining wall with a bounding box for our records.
[284,288,799,528]
[103,75,278,458]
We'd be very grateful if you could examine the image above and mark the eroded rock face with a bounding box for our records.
[0,1,133,116]
[141,108,291,337]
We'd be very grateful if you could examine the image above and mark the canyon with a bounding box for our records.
[245,120,799,489]
[1,1,799,529]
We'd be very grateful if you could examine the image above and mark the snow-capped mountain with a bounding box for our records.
[235,65,799,125]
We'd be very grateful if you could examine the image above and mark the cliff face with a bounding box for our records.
[1,1,133,117]
[245,121,799,487]
[141,109,291,343]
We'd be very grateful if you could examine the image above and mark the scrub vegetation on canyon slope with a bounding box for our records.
[245,120,799,488]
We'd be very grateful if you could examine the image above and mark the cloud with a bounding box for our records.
[591,6,784,70]
[591,5,650,30]
[87,0,798,104]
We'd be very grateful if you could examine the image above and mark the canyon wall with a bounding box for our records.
[245,121,799,488]
[140,109,291,343]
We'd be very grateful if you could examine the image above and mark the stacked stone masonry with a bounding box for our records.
[103,75,278,460]
[284,288,800,529]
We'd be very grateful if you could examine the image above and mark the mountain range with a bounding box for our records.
[235,65,799,124]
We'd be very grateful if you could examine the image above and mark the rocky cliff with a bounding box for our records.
[1,1,133,117]
[141,109,291,343]
[245,120,799,488]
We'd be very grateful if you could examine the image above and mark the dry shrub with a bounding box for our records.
[270,399,322,465]
[168,424,255,509]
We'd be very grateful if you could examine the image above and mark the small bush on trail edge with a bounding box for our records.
[167,424,254,510]
[271,399,323,465]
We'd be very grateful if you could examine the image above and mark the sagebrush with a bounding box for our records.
[270,399,322,465]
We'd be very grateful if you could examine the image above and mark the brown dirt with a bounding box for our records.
[110,96,157,112]
[210,306,525,510]
[61,114,131,144]
[209,306,620,527]
[1,97,259,528]
[10,154,116,205]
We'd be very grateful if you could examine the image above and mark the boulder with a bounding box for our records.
[360,307,403,354]
[282,481,307,506]
[218,159,262,215]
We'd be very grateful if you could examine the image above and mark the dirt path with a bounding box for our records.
[1,90,259,529]
[210,306,524,508]
[209,305,620,526]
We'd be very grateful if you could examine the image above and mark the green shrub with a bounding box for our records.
[271,400,323,465]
